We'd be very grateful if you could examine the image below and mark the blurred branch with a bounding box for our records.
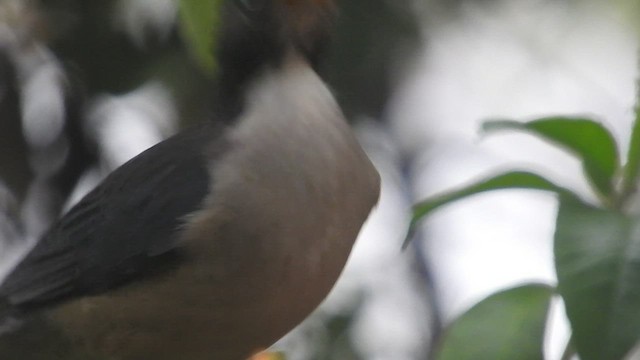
[0,49,30,200]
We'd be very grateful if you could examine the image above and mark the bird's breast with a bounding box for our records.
[179,57,380,354]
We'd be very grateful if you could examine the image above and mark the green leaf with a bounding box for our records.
[178,0,222,74]
[483,117,620,199]
[555,198,640,360]
[405,170,578,248]
[436,284,553,360]
[621,112,640,203]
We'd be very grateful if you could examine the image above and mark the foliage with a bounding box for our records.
[437,284,553,360]
[409,99,640,358]
[178,0,223,74]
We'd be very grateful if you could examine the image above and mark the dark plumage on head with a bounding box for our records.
[215,0,336,118]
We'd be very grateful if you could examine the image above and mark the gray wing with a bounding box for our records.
[0,122,226,311]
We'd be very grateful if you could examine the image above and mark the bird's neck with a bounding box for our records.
[213,48,323,122]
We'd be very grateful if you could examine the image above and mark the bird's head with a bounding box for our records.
[277,0,337,64]
[215,0,336,117]
[218,0,336,68]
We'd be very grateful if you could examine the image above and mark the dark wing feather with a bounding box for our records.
[0,122,227,310]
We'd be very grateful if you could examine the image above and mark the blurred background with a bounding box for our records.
[0,0,638,359]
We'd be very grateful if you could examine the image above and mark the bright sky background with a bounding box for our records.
[387,0,638,358]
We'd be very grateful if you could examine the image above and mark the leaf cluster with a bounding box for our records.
[409,101,640,359]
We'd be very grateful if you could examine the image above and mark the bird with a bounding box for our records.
[0,0,380,359]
